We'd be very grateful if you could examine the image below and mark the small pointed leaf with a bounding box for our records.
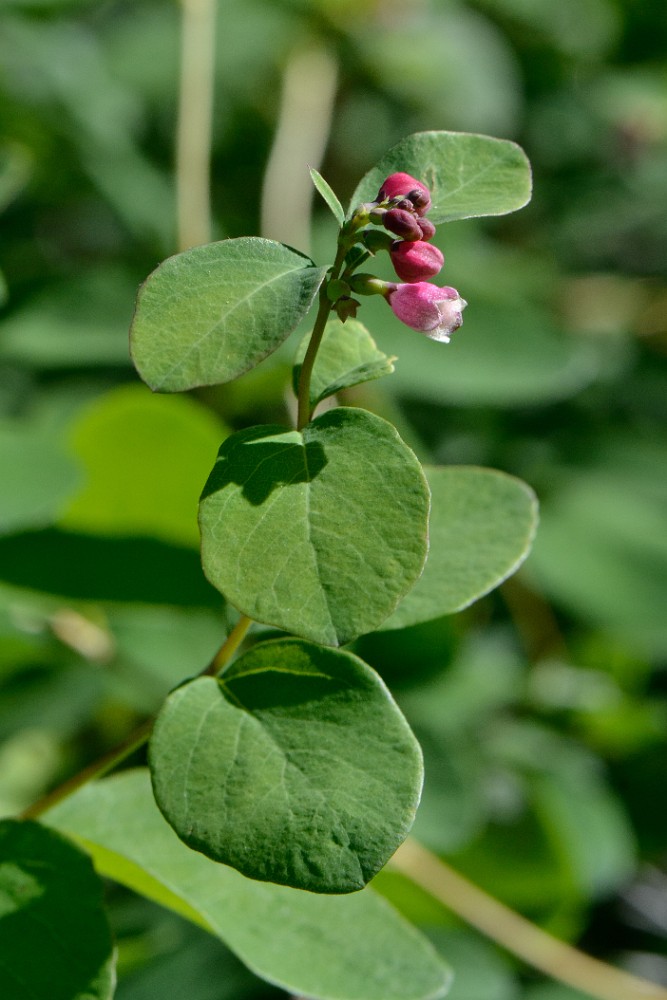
[0,819,115,1000]
[349,131,532,224]
[130,237,327,392]
[293,317,396,407]
[149,638,423,893]
[199,407,429,645]
[47,770,452,1000]
[383,466,538,630]
[309,166,346,226]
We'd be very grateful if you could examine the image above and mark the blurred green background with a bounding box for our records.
[1,0,666,997]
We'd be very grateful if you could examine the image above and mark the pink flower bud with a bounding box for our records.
[390,241,444,282]
[376,173,432,216]
[417,218,436,241]
[383,208,423,241]
[388,282,467,343]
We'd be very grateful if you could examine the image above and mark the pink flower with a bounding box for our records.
[388,282,467,343]
[376,173,431,216]
[390,240,444,282]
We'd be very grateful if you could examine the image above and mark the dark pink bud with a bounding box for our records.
[390,241,444,282]
[383,208,423,241]
[387,282,467,343]
[408,188,430,213]
[417,218,436,241]
[376,172,432,216]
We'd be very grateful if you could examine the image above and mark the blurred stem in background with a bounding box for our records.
[260,44,338,252]
[394,840,667,1000]
[176,0,217,250]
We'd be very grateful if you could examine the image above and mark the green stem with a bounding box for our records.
[201,614,253,676]
[296,242,347,430]
[20,719,154,821]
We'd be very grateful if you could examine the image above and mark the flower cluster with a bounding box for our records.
[362,172,467,342]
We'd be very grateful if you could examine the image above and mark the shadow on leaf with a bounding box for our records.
[201,426,328,506]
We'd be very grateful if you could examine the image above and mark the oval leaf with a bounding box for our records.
[199,407,430,645]
[149,638,423,893]
[130,237,327,392]
[348,131,532,224]
[0,819,115,1000]
[293,317,396,407]
[382,466,538,630]
[47,770,452,1000]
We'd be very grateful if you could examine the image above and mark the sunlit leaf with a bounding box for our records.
[199,407,429,646]
[349,131,531,223]
[130,238,327,392]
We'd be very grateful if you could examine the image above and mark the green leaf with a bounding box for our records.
[488,719,636,898]
[149,638,423,893]
[530,746,636,898]
[0,819,115,1000]
[348,131,532,223]
[199,407,430,645]
[0,268,139,369]
[525,986,589,1000]
[47,769,452,1000]
[0,529,220,606]
[130,238,327,392]
[310,166,346,226]
[526,462,667,653]
[293,317,396,407]
[426,929,519,1000]
[382,466,538,631]
[59,384,228,548]
[380,297,600,407]
[112,924,262,1000]
[0,420,82,536]
[0,141,31,214]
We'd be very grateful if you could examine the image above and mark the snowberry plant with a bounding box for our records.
[3,132,535,1000]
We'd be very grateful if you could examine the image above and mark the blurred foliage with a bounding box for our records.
[1,0,666,997]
